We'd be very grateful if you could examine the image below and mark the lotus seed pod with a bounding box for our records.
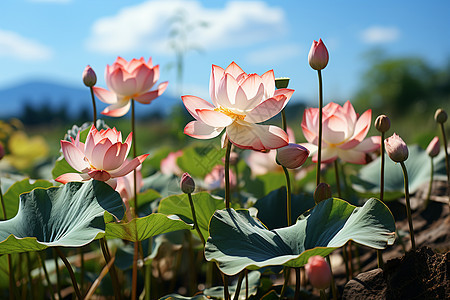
[275,77,290,89]
[434,108,447,124]
[375,115,391,133]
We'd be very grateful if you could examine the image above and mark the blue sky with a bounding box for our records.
[1,0,449,105]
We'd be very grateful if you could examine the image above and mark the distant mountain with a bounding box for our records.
[0,80,181,119]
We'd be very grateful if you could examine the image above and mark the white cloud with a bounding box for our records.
[0,29,53,61]
[86,0,287,55]
[360,26,400,44]
[245,43,303,65]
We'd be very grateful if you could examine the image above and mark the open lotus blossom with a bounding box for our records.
[182,62,294,151]
[301,101,380,164]
[93,57,168,117]
[56,125,149,189]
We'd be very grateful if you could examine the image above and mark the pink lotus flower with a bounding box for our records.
[204,165,236,190]
[182,62,294,151]
[305,255,332,290]
[426,136,440,158]
[301,101,380,164]
[160,150,183,176]
[56,125,149,188]
[385,133,409,163]
[93,57,168,117]
[116,162,143,220]
[308,39,329,71]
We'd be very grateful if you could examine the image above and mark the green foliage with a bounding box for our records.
[205,198,395,275]
[158,192,225,241]
[0,181,124,254]
[177,144,226,178]
[352,145,448,201]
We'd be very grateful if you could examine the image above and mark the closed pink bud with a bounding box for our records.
[83,65,97,87]
[426,136,440,158]
[276,143,310,169]
[181,172,195,194]
[308,39,329,70]
[385,133,409,162]
[305,255,332,290]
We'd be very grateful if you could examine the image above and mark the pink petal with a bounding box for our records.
[234,85,249,110]
[61,140,89,172]
[261,70,275,98]
[196,109,234,127]
[353,136,381,153]
[93,87,118,104]
[351,109,372,141]
[245,95,287,123]
[342,101,357,128]
[133,64,156,93]
[240,74,263,102]
[210,64,225,107]
[273,88,295,106]
[109,154,149,178]
[217,73,238,108]
[55,172,91,184]
[322,115,348,145]
[103,143,129,171]
[88,170,112,181]
[226,122,288,151]
[89,138,113,169]
[312,147,338,164]
[133,81,168,104]
[224,62,245,79]
[184,120,224,139]
[108,67,138,96]
[182,95,215,119]
[337,149,367,164]
[101,100,131,117]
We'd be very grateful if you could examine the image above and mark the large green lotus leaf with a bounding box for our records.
[158,192,225,241]
[142,172,181,198]
[177,145,226,178]
[0,181,124,254]
[205,198,395,275]
[245,172,288,199]
[253,187,315,230]
[1,179,53,220]
[105,213,192,242]
[351,145,447,201]
[159,295,209,300]
[203,270,261,299]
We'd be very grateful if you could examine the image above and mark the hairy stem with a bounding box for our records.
[400,161,416,251]
[316,70,323,186]
[224,141,232,209]
[89,86,97,125]
[282,166,292,226]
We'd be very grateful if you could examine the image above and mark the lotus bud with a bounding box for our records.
[276,143,309,169]
[434,108,447,124]
[385,133,409,162]
[314,183,332,204]
[180,172,195,194]
[426,136,440,158]
[83,65,97,87]
[305,255,332,290]
[275,77,290,89]
[375,114,390,133]
[0,142,4,160]
[308,39,329,71]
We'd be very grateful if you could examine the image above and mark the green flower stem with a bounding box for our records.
[224,141,232,209]
[294,268,300,300]
[188,193,206,245]
[52,249,62,300]
[25,253,35,299]
[320,289,327,300]
[89,86,97,125]
[232,271,245,300]
[131,99,140,300]
[100,238,121,300]
[1,179,17,300]
[282,166,292,226]
[342,245,350,281]
[55,247,83,300]
[279,267,289,299]
[425,157,434,208]
[377,131,386,268]
[316,70,324,187]
[222,272,230,300]
[144,238,153,300]
[38,252,56,300]
[79,247,85,294]
[233,163,242,205]
[281,109,287,132]
[439,122,450,202]
[400,161,416,251]
[326,255,337,300]
[333,160,342,198]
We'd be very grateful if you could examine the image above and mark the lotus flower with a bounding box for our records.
[116,162,143,220]
[160,150,183,176]
[93,57,168,117]
[301,101,380,164]
[56,125,149,188]
[305,255,332,290]
[182,62,294,151]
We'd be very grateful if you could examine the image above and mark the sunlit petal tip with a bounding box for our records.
[55,172,90,184]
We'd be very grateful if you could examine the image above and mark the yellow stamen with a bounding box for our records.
[214,107,246,120]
